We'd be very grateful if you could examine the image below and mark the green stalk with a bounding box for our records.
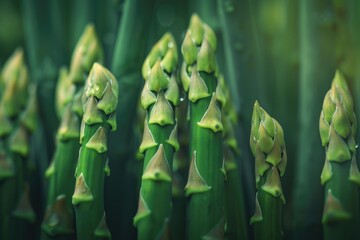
[41,106,80,240]
[219,76,248,240]
[0,49,37,240]
[319,71,360,239]
[108,0,156,238]
[42,24,103,240]
[216,0,241,113]
[72,63,117,240]
[181,14,224,240]
[70,0,92,51]
[134,33,179,240]
[292,1,336,238]
[249,101,287,240]
[170,100,189,240]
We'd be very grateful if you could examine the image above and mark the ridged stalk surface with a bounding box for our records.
[181,14,224,240]
[72,63,117,240]
[134,33,179,240]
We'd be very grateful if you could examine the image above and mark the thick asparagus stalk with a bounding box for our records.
[319,71,360,239]
[181,14,224,240]
[42,24,103,239]
[134,32,179,240]
[249,101,287,240]
[72,63,117,240]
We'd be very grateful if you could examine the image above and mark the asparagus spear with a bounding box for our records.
[181,14,224,240]
[42,24,103,239]
[249,101,287,240]
[72,63,117,240]
[319,71,360,239]
[8,86,38,240]
[0,49,37,240]
[133,33,179,240]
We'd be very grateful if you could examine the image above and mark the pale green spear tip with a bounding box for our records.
[84,63,119,116]
[70,24,104,84]
[1,48,25,81]
[182,14,217,71]
[142,32,178,81]
[55,66,75,117]
[331,70,353,100]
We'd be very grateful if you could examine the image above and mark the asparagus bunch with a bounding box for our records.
[249,101,287,240]
[181,14,225,240]
[72,63,117,240]
[42,24,103,239]
[134,32,179,240]
[319,71,360,239]
[0,49,38,240]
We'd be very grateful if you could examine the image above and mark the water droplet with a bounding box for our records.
[180,97,184,102]
[356,144,358,149]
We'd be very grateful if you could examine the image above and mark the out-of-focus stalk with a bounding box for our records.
[42,24,103,240]
[0,49,38,240]
[108,0,156,238]
[219,76,248,240]
[292,1,336,239]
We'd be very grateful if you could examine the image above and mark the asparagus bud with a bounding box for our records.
[250,101,287,240]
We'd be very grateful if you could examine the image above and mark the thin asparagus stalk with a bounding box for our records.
[220,76,248,240]
[108,0,156,238]
[42,24,103,240]
[134,32,179,240]
[181,14,224,240]
[319,71,360,239]
[292,1,336,238]
[41,105,80,239]
[249,101,287,240]
[7,86,38,240]
[72,63,117,240]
